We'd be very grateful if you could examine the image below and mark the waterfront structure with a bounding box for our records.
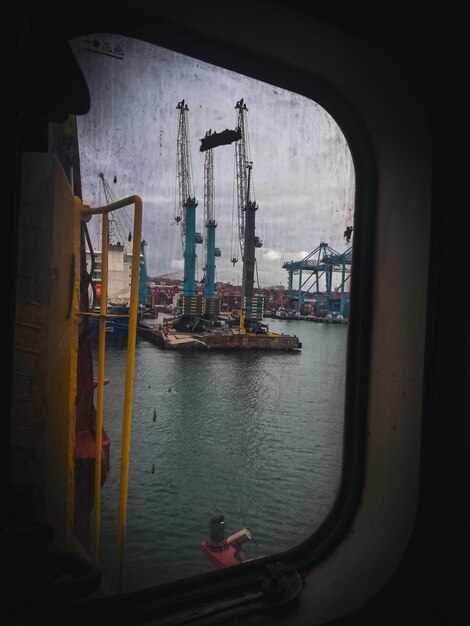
[283,242,352,317]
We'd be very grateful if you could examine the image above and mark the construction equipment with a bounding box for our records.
[282,242,352,317]
[234,99,263,325]
[175,100,203,299]
[98,173,147,307]
[202,130,221,302]
[98,172,133,254]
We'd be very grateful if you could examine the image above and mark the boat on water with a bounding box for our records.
[138,308,302,350]
[86,233,148,338]
[89,303,143,337]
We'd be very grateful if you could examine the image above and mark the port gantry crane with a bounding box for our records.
[175,100,203,317]
[282,242,352,317]
[234,98,263,325]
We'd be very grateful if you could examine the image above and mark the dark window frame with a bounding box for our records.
[17,5,377,617]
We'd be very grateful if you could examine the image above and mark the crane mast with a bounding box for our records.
[175,100,201,298]
[234,99,263,323]
[98,172,133,254]
[234,99,248,261]
[98,172,147,307]
[203,131,221,300]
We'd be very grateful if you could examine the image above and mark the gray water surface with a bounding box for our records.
[95,318,347,591]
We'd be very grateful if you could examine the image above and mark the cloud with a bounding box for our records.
[263,249,282,261]
[71,35,355,287]
[170,259,184,272]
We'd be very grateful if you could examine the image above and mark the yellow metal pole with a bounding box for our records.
[116,197,142,593]
[239,308,246,334]
[79,195,143,592]
[92,212,108,564]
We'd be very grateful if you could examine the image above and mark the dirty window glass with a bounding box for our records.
[70,34,355,592]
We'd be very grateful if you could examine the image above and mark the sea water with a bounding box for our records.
[94,318,347,591]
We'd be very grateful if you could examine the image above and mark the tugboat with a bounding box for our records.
[200,515,253,569]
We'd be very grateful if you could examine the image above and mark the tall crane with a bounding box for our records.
[98,172,133,254]
[139,239,148,307]
[98,172,147,306]
[202,130,221,300]
[175,100,202,298]
[234,99,263,323]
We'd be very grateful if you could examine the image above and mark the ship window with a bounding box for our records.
[67,34,359,593]
[10,11,373,609]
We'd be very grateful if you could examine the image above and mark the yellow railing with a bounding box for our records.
[78,195,142,593]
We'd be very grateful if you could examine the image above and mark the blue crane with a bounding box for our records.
[202,130,221,300]
[282,242,352,317]
[234,99,263,324]
[175,100,203,298]
[139,240,148,307]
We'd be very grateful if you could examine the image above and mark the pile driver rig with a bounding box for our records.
[233,99,263,327]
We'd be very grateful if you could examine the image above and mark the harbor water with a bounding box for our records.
[94,318,347,591]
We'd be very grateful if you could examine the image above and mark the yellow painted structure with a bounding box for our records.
[11,154,80,550]
[46,160,81,549]
[78,195,143,592]
[12,152,143,595]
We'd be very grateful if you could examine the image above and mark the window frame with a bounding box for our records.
[11,4,387,621]
[63,11,376,607]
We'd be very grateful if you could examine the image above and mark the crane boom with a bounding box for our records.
[203,131,215,225]
[234,99,249,260]
[98,172,133,253]
[175,100,201,298]
[203,130,221,300]
[98,172,147,306]
[175,100,195,252]
[234,99,263,322]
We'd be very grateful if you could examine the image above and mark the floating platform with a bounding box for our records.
[270,312,347,324]
[137,324,301,351]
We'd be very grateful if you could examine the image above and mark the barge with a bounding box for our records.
[137,310,302,351]
[138,324,301,351]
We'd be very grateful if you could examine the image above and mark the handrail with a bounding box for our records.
[78,195,142,593]
[94,208,108,564]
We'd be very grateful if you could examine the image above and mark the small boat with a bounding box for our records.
[200,515,253,569]
[89,304,143,337]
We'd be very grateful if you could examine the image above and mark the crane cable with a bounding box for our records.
[174,111,180,223]
[230,156,238,263]
[98,173,133,251]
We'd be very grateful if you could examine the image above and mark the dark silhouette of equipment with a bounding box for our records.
[200,127,241,151]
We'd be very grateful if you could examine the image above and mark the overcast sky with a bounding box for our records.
[71,34,355,288]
